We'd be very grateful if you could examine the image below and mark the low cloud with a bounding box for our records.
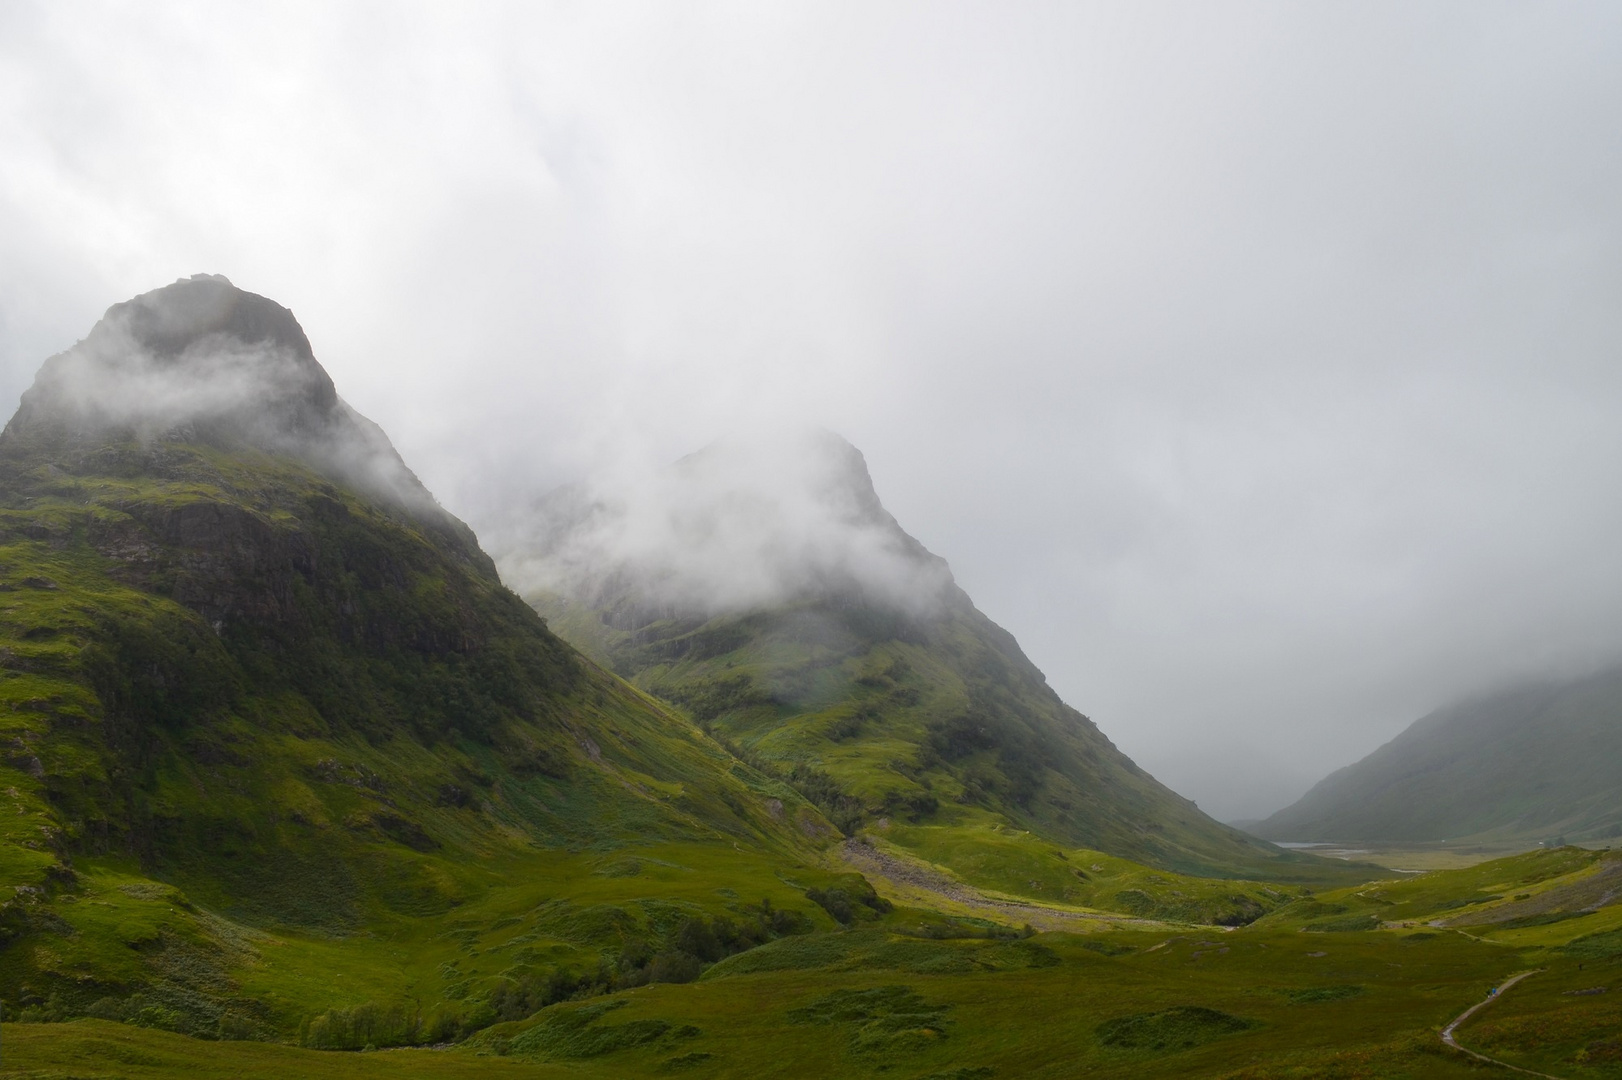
[493,428,954,618]
[4,274,445,520]
[3,5,1621,822]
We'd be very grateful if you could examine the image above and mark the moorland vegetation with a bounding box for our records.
[0,278,1616,1079]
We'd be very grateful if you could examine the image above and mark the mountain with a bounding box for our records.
[0,276,837,1041]
[18,279,1614,1080]
[1253,665,1622,844]
[497,430,1320,886]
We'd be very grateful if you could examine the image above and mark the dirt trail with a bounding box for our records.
[1442,970,1567,1078]
[839,838,1156,933]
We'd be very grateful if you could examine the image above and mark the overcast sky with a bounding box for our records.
[4,2,1620,821]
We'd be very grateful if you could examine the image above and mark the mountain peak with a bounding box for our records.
[673,428,888,530]
[1,276,453,528]
[498,428,955,618]
[6,275,335,442]
[107,274,319,366]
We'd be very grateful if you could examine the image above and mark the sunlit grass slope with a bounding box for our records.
[1253,845,1622,936]
[533,592,1365,893]
[9,842,1622,1079]
[871,822,1302,924]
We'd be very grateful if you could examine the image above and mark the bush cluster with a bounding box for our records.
[303,1001,427,1050]
[806,880,893,926]
[486,899,819,1029]
[614,901,814,987]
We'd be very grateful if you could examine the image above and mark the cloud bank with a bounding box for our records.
[3,3,1621,819]
[496,429,954,618]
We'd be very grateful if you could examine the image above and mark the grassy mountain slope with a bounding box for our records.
[1254,666,1622,844]
[509,434,1343,887]
[0,280,1340,1057]
[0,277,844,1041]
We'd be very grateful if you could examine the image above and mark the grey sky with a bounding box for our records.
[3,2,1620,821]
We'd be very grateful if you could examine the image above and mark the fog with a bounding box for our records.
[8,274,447,520]
[496,428,954,617]
[3,3,1621,821]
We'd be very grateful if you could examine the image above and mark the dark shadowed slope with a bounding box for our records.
[497,431,1340,885]
[1254,665,1622,844]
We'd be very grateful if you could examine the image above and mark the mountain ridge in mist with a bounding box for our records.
[1254,664,1622,844]
[4,274,468,544]
[499,430,1334,887]
[499,429,956,621]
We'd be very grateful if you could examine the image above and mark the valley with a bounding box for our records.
[0,278,1616,1078]
[3,847,1619,1078]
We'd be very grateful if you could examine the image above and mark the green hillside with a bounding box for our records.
[0,278,1329,1060]
[11,277,1620,1078]
[0,277,843,1042]
[508,434,1337,887]
[1254,667,1622,845]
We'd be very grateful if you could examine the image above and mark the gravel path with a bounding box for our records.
[1442,970,1568,1078]
[839,838,1155,932]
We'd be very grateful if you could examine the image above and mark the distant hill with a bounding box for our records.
[499,431,1324,884]
[1253,666,1622,845]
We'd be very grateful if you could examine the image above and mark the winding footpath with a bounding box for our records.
[839,838,1158,932]
[1441,970,1567,1078]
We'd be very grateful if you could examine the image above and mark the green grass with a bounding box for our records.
[873,820,1311,923]
[1252,845,1612,934]
[1,913,1586,1078]
[1458,959,1622,1076]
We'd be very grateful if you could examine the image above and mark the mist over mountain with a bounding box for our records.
[1254,664,1622,845]
[4,274,451,530]
[495,429,954,620]
[494,431,1327,886]
[6,6,1622,1071]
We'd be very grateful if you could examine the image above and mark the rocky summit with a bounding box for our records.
[5,274,449,528]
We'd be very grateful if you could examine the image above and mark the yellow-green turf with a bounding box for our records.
[5,848,1620,1078]
[0,919,1601,1078]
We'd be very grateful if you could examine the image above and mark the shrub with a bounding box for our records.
[303,1001,419,1049]
[1096,1006,1255,1052]
[807,877,892,926]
